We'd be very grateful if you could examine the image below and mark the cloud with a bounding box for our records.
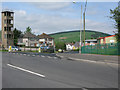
[13,9,115,35]
[29,2,71,10]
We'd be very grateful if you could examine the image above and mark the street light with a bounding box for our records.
[73,0,87,47]
[73,1,83,54]
[83,0,87,46]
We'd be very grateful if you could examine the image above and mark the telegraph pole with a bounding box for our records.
[83,12,85,46]
[83,0,87,46]
[79,5,82,54]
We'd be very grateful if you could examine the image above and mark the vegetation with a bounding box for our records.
[0,31,1,39]
[55,41,66,50]
[24,26,32,34]
[13,28,23,46]
[50,30,110,44]
[110,2,120,42]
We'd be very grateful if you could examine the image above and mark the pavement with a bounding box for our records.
[56,53,119,65]
[2,52,119,88]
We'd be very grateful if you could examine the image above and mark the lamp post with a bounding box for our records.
[73,1,83,54]
[83,0,87,46]
[73,0,87,53]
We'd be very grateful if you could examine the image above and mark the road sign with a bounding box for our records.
[39,47,41,53]
[9,46,12,52]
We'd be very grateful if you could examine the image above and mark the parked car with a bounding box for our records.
[12,46,21,51]
[58,49,63,53]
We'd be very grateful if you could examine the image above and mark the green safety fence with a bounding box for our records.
[81,43,120,55]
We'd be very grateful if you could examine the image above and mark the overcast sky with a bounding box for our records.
[1,2,118,35]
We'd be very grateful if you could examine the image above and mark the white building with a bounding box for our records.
[66,43,74,51]
[37,33,54,47]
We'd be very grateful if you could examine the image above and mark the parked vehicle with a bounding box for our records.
[12,46,21,51]
[58,49,63,53]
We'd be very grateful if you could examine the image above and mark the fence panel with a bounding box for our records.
[81,43,120,55]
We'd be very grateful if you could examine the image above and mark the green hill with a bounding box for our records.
[50,30,111,43]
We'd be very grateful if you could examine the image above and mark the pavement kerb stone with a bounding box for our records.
[56,54,118,66]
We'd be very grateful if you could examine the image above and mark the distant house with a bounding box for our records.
[18,32,38,47]
[97,35,117,44]
[66,43,74,50]
[73,42,80,50]
[23,32,38,47]
[37,33,54,46]
[37,33,54,47]
[85,39,97,46]
[18,32,54,47]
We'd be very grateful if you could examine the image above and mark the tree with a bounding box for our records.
[110,3,120,42]
[13,28,22,46]
[24,26,32,34]
[55,41,66,51]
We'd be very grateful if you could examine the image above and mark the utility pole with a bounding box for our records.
[83,12,85,46]
[79,5,82,54]
[83,0,87,46]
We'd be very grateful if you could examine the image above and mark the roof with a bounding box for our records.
[85,39,97,42]
[97,35,115,39]
[66,43,74,46]
[38,33,54,39]
[23,32,36,38]
[2,10,14,13]
[73,42,80,47]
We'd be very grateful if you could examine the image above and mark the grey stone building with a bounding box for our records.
[1,10,14,48]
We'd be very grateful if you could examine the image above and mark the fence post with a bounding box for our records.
[97,44,98,54]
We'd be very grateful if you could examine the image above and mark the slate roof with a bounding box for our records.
[37,33,54,39]
[23,32,36,38]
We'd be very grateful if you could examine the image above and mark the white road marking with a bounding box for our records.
[41,55,45,57]
[47,56,52,58]
[7,64,45,78]
[54,57,57,59]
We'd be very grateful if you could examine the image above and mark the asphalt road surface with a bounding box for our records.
[2,52,118,88]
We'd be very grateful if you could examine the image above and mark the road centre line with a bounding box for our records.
[7,64,45,78]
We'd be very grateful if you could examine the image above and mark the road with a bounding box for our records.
[2,52,118,88]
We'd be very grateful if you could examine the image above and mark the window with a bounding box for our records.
[110,43,114,46]
[4,13,6,16]
[4,27,6,31]
[4,20,7,24]
[4,34,7,38]
[49,38,52,41]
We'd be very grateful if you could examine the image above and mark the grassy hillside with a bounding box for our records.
[50,30,111,43]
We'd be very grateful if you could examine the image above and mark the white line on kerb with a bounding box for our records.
[41,55,45,57]
[54,57,57,59]
[47,56,52,58]
[7,64,45,78]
